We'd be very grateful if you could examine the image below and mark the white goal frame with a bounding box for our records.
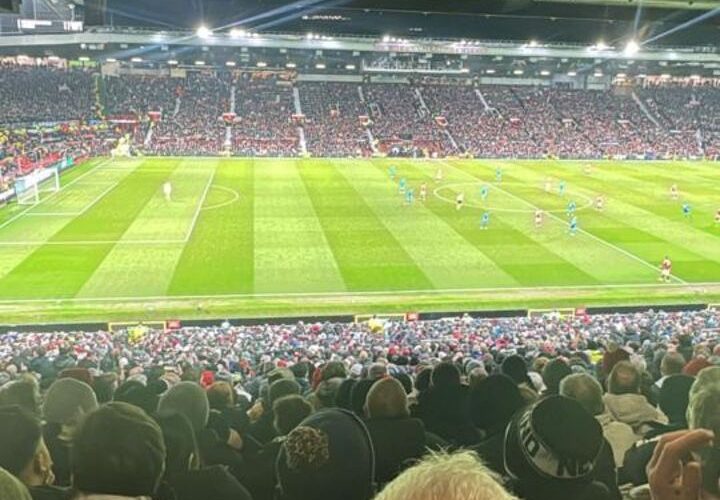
[15,167,60,205]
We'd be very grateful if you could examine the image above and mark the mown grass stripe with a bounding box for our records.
[340,159,519,289]
[297,159,433,291]
[0,159,179,299]
[167,159,254,295]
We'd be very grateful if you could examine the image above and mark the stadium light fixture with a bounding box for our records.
[540,70,551,76]
[285,62,297,68]
[229,28,245,38]
[567,71,577,76]
[624,40,640,56]
[382,35,391,42]
[594,71,604,77]
[638,73,647,78]
[513,69,524,75]
[106,58,117,63]
[195,60,205,66]
[131,57,143,63]
[167,59,179,65]
[345,64,356,70]
[315,63,326,69]
[485,69,496,74]
[690,74,701,79]
[529,40,539,48]
[78,56,90,62]
[226,61,236,67]
[595,40,609,50]
[616,72,627,78]
[660,73,671,78]
[197,26,212,39]
[257,61,268,67]
[306,32,314,40]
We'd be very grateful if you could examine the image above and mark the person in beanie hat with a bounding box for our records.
[72,402,166,498]
[276,408,375,500]
[42,378,98,487]
[503,395,615,500]
[541,358,572,396]
[157,382,210,434]
[469,374,526,475]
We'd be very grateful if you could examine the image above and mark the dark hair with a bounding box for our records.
[431,362,461,388]
[72,402,166,496]
[350,379,375,417]
[608,361,640,395]
[273,396,313,436]
[155,411,199,478]
[392,373,413,394]
[113,380,159,415]
[269,379,301,406]
[0,405,42,476]
[415,367,432,392]
[290,362,309,379]
[335,379,357,410]
[542,359,573,395]
[321,361,347,381]
[0,379,40,416]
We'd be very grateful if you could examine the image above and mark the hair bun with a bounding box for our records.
[284,426,330,470]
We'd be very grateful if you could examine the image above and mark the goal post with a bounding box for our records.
[14,166,60,205]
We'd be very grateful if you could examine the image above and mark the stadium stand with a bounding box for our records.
[0,309,718,499]
[1,66,720,165]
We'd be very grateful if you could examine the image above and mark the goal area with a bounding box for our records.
[14,166,60,205]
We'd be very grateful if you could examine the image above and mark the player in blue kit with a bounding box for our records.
[399,177,407,194]
[388,165,397,181]
[480,185,489,202]
[559,181,566,197]
[405,188,414,205]
[495,167,503,183]
[566,200,577,217]
[569,216,578,236]
[682,202,692,219]
[480,211,491,230]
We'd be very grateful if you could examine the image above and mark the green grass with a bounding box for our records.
[0,156,719,324]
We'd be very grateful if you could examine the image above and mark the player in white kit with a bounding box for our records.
[163,181,173,201]
[419,183,427,202]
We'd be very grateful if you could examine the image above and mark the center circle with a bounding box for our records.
[432,181,594,214]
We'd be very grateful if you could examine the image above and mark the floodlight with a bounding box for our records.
[624,40,640,56]
[197,26,212,39]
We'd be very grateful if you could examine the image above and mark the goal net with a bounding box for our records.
[14,167,60,205]
[527,308,577,320]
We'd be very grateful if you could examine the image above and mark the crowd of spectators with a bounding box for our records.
[232,75,298,157]
[0,66,95,125]
[0,307,719,499]
[299,82,372,157]
[1,65,720,160]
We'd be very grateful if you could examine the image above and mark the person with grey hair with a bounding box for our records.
[560,373,637,467]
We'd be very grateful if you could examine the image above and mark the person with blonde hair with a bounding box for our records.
[374,450,516,500]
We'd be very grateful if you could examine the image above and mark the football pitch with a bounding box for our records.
[0,156,719,324]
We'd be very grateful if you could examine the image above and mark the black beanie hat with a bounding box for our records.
[659,374,694,424]
[501,355,534,387]
[276,409,374,500]
[468,374,525,433]
[504,395,603,485]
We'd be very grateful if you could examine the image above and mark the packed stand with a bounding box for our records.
[0,66,95,126]
[232,75,298,157]
[151,73,230,156]
[299,82,372,157]
[364,84,453,156]
[0,308,719,499]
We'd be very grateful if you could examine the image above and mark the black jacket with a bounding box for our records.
[365,417,427,484]
[168,465,252,500]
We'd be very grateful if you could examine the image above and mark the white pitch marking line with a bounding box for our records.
[201,185,240,211]
[24,212,81,217]
[440,161,688,285]
[0,281,714,305]
[184,169,216,242]
[0,159,113,232]
[78,182,119,216]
